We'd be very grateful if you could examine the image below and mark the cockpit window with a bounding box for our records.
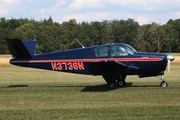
[111,45,128,56]
[123,44,137,54]
[95,46,108,57]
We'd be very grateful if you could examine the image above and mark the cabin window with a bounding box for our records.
[95,46,108,57]
[111,45,128,56]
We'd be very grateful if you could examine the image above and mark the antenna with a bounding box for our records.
[75,38,85,48]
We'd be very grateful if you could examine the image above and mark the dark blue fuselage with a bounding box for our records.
[10,43,168,78]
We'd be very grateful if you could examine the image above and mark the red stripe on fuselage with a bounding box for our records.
[10,58,163,63]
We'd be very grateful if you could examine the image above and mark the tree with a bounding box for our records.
[133,25,151,52]
[1,17,180,54]
[146,23,167,52]
[166,19,180,52]
[111,19,139,45]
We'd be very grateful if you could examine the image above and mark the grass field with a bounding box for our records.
[0,63,180,120]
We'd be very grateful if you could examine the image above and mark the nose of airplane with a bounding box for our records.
[167,55,175,61]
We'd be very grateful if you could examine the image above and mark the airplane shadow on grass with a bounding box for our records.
[3,83,160,92]
[81,83,160,92]
[81,83,134,92]
[7,85,28,88]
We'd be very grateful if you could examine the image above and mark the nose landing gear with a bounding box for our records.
[160,76,168,87]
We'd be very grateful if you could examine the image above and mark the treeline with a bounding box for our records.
[0,16,180,54]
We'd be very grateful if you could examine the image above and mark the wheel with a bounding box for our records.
[108,83,116,89]
[117,80,126,87]
[160,81,168,87]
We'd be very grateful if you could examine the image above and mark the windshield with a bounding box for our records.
[122,44,137,54]
[111,45,128,56]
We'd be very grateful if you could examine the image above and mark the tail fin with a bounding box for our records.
[6,38,37,58]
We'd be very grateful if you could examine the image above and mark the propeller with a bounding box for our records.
[167,46,175,73]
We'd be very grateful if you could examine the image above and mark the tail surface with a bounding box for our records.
[6,38,37,58]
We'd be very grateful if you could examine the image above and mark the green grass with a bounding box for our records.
[0,64,180,120]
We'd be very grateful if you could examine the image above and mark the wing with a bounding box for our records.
[88,60,139,75]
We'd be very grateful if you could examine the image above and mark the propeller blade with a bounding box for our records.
[168,59,170,73]
[167,55,175,73]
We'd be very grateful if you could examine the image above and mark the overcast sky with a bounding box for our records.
[0,0,180,25]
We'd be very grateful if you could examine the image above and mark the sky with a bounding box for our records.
[0,0,180,25]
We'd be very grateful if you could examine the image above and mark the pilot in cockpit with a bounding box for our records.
[111,46,128,56]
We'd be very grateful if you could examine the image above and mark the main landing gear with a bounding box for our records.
[160,76,168,87]
[102,73,126,89]
[108,80,126,89]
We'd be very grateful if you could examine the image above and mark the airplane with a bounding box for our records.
[5,38,175,89]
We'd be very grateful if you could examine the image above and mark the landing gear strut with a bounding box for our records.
[160,76,168,87]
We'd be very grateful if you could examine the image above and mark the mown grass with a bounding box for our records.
[0,64,180,120]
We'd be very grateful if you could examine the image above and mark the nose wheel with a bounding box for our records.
[160,76,168,87]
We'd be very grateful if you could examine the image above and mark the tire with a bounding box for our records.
[160,81,168,87]
[108,83,116,89]
[117,80,126,87]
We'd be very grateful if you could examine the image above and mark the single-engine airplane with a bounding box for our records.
[6,38,175,89]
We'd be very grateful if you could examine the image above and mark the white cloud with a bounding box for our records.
[0,0,22,17]
[1,0,22,4]
[62,12,109,22]
[55,0,68,7]
[0,6,7,15]
[136,16,149,25]
[109,0,146,6]
[0,0,180,25]
[68,0,103,9]
[2,0,16,4]
[106,0,180,12]
[174,11,180,18]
